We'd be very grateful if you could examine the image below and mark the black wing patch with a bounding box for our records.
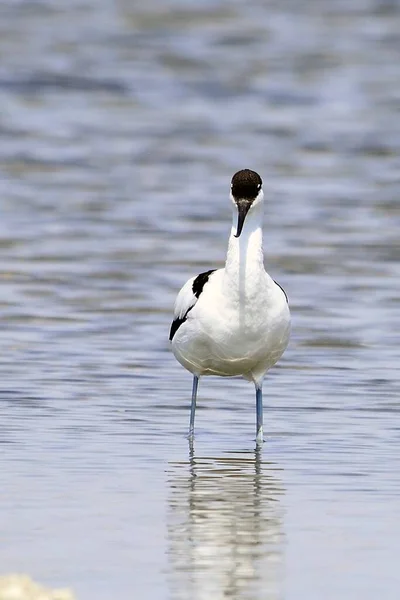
[192,269,216,298]
[274,280,288,303]
[169,304,196,341]
[169,270,216,341]
[169,315,188,341]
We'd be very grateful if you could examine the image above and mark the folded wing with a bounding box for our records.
[169,270,216,341]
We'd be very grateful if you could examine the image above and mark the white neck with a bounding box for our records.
[224,201,265,283]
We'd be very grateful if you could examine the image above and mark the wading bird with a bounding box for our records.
[169,169,290,444]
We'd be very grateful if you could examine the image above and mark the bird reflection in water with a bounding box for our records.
[167,447,284,600]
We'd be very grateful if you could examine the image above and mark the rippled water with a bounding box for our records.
[0,1,399,599]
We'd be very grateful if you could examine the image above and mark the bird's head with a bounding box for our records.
[230,169,263,238]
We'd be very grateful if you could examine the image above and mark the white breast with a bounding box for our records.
[171,269,290,385]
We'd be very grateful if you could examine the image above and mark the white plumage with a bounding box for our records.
[170,169,290,443]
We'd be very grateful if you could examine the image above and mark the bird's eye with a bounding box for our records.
[257,183,261,190]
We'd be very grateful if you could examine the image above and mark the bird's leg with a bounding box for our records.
[188,375,199,440]
[256,386,263,445]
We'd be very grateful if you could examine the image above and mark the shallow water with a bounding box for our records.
[0,1,399,599]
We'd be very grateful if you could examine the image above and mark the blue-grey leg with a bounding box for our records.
[188,375,199,440]
[256,386,263,444]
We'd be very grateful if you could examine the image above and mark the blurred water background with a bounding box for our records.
[0,1,399,599]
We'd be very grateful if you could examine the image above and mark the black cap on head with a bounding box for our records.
[231,169,262,200]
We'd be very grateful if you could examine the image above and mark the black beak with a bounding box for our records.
[234,201,252,238]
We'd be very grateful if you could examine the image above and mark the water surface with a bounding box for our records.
[0,1,399,599]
